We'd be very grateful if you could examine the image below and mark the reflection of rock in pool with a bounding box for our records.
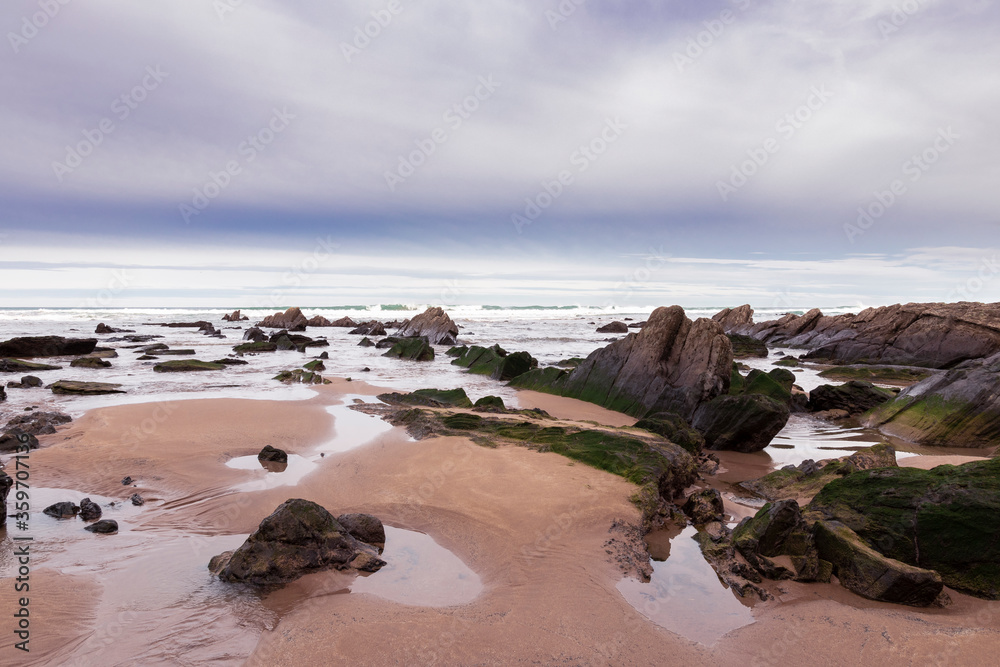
[225,455,317,491]
[259,460,288,473]
[617,526,755,646]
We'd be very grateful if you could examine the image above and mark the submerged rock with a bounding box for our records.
[85,520,119,534]
[0,336,97,358]
[153,360,226,372]
[0,359,61,373]
[358,337,375,348]
[50,380,125,395]
[70,356,112,369]
[350,321,387,336]
[395,307,459,345]
[209,499,386,585]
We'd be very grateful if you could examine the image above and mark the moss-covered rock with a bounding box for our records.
[70,357,112,368]
[153,360,226,372]
[808,381,894,415]
[774,357,800,367]
[633,411,705,455]
[233,341,278,353]
[382,336,434,362]
[273,369,324,385]
[728,333,768,359]
[473,395,506,410]
[378,388,473,408]
[818,366,932,385]
[50,380,125,395]
[446,345,468,357]
[0,359,61,373]
[303,359,325,372]
[452,344,537,381]
[808,458,1000,599]
[743,369,793,403]
[691,393,790,452]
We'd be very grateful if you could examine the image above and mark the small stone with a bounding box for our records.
[130,493,145,506]
[79,497,102,521]
[121,476,133,486]
[85,520,119,534]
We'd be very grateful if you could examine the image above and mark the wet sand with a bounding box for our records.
[5,388,1000,665]
[899,454,990,469]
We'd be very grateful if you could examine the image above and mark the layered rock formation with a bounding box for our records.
[712,305,754,332]
[395,307,459,345]
[258,307,308,330]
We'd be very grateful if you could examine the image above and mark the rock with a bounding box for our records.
[50,381,125,395]
[712,305,755,332]
[808,458,1000,599]
[692,394,790,452]
[233,342,278,354]
[382,336,435,362]
[137,343,169,354]
[596,321,629,334]
[303,359,325,372]
[0,471,12,527]
[155,349,198,356]
[473,395,506,411]
[864,351,1000,447]
[812,520,943,606]
[808,381,894,415]
[85,520,119,534]
[15,376,40,390]
[258,445,288,463]
[211,358,249,366]
[153,360,226,373]
[358,337,375,348]
[0,385,4,402]
[628,322,647,329]
[258,307,309,331]
[95,323,132,334]
[306,315,332,327]
[0,336,97,358]
[727,334,768,359]
[374,337,400,350]
[682,489,724,524]
[222,310,250,322]
[122,476,134,485]
[130,493,145,506]
[0,359,61,373]
[350,321,387,336]
[818,366,933,385]
[395,307,459,345]
[451,345,537,381]
[273,369,325,385]
[738,368,794,404]
[510,306,733,420]
[209,499,386,585]
[331,317,358,328]
[43,501,80,518]
[0,429,40,452]
[730,500,816,581]
[70,357,112,369]
[79,497,102,521]
[633,412,705,455]
[336,513,386,546]
[319,351,330,360]
[733,302,1000,369]
[378,388,474,408]
[243,327,267,343]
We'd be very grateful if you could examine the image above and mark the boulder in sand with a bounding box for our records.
[0,429,40,452]
[395,307,459,345]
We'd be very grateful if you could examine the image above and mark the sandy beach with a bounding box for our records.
[3,382,998,666]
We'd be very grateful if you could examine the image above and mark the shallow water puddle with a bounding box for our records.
[617,526,754,646]
[225,454,318,491]
[764,414,885,467]
[352,526,483,606]
[319,395,396,454]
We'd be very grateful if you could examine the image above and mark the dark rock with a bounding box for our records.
[210,358,249,366]
[510,306,733,420]
[473,395,506,411]
[350,321,387,336]
[43,501,80,518]
[0,471,12,527]
[682,489,724,524]
[0,359,61,373]
[712,305,755,332]
[138,343,170,354]
[19,375,43,388]
[273,369,325,385]
[306,315,332,327]
[303,359,325,372]
[633,412,705,455]
[336,513,386,546]
[209,499,386,585]
[154,349,198,356]
[382,336,435,362]
[95,323,133,334]
[379,388,473,408]
[0,336,97,358]
[258,445,288,464]
[258,307,309,330]
[358,337,375,347]
[130,493,145,506]
[330,317,358,328]
[154,360,226,373]
[319,351,330,359]
[122,476,134,486]
[728,334,768,359]
[809,381,894,415]
[222,310,250,322]
[596,321,629,334]
[243,327,267,343]
[452,345,537,381]
[374,337,400,350]
[0,429,40,452]
[79,497,102,521]
[85,520,119,534]
[233,342,278,354]
[70,357,112,369]
[395,307,459,345]
[50,380,125,395]
[692,393,790,452]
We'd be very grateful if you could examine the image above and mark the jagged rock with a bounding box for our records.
[122,476,134,486]
[209,499,386,585]
[258,307,309,331]
[633,412,705,455]
[728,334,768,359]
[331,316,358,328]
[50,381,125,395]
[0,336,97,358]
[243,327,267,343]
[596,321,629,334]
[808,381,894,415]
[809,458,1000,599]
[692,394,789,453]
[78,497,102,521]
[319,351,330,359]
[95,323,132,334]
[70,357,112,369]
[85,520,119,534]
[682,489,724,525]
[336,513,386,546]
[395,307,459,345]
[451,345,537,381]
[303,359,325,372]
[0,359,61,373]
[273,369,325,385]
[358,337,375,348]
[350,321,387,336]
[222,310,250,322]
[0,429,40,452]
[43,501,80,518]
[712,305,755,332]
[258,445,288,463]
[306,315,332,327]
[865,351,1000,447]
[510,306,733,420]
[382,336,435,361]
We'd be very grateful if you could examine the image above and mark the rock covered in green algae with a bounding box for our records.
[808,381,894,415]
[633,412,705,455]
[382,336,435,361]
[452,344,537,381]
[727,333,768,359]
[50,380,125,395]
[153,360,226,372]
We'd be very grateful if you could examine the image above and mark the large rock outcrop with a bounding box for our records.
[0,336,97,358]
[808,458,1000,599]
[732,302,1000,369]
[510,306,733,420]
[210,499,386,585]
[712,304,755,332]
[451,344,537,381]
[808,381,895,416]
[864,352,1000,447]
[395,307,459,345]
[692,394,789,453]
[258,307,308,331]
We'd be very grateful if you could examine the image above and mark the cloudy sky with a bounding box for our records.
[2,0,998,308]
